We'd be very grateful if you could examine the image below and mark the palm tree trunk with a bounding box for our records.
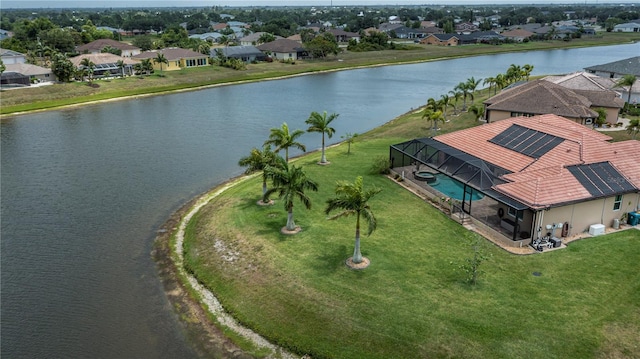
[286,209,296,231]
[352,215,363,263]
[320,134,327,163]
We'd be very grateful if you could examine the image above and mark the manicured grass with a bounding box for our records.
[2,32,638,115]
[183,107,640,358]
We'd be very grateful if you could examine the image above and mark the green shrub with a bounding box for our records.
[370,155,391,175]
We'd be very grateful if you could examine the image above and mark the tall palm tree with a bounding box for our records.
[616,74,637,108]
[466,76,482,101]
[325,176,381,265]
[154,52,168,74]
[238,145,278,203]
[264,122,306,162]
[454,81,473,111]
[306,111,339,164]
[448,90,463,114]
[483,76,496,95]
[522,64,534,81]
[494,73,507,94]
[439,94,452,122]
[264,156,319,232]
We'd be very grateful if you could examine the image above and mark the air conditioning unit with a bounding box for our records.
[589,224,605,236]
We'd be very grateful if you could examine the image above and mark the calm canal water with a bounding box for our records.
[2,43,638,358]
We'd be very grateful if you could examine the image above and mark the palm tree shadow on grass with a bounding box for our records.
[311,244,351,274]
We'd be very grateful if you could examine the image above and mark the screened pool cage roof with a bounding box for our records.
[391,138,529,210]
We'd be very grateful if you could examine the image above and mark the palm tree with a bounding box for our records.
[141,58,153,75]
[454,82,473,111]
[80,58,95,84]
[506,64,522,84]
[325,176,381,266]
[616,74,637,108]
[341,132,358,154]
[522,64,534,81]
[626,118,639,139]
[494,73,507,94]
[264,156,319,232]
[238,145,278,203]
[422,108,445,137]
[448,90,463,115]
[468,104,485,122]
[116,59,125,77]
[305,111,339,164]
[439,94,452,122]
[466,76,482,101]
[154,52,168,74]
[483,76,496,95]
[264,122,306,163]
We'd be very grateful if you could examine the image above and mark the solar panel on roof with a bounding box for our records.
[567,162,636,197]
[489,124,563,158]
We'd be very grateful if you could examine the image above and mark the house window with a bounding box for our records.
[507,207,523,220]
[613,195,623,211]
[510,112,534,118]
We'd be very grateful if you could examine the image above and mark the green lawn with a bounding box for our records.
[183,113,640,358]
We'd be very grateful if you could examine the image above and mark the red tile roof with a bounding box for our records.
[435,114,640,209]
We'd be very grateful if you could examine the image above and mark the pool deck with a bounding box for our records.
[390,167,636,255]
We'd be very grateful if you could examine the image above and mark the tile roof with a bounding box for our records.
[584,56,640,77]
[4,63,52,76]
[434,114,640,209]
[132,48,208,61]
[69,53,138,67]
[484,79,600,119]
[256,39,304,53]
[544,71,618,91]
[501,29,535,38]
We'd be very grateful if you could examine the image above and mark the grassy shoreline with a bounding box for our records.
[2,32,638,117]
[174,88,639,358]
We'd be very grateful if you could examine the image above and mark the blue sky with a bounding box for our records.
[2,0,634,8]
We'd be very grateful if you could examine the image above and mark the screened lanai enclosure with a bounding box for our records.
[390,138,535,244]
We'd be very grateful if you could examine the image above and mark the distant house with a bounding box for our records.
[613,22,640,32]
[212,45,265,63]
[238,32,283,46]
[76,39,141,57]
[584,56,640,78]
[325,28,360,42]
[455,22,478,34]
[390,114,640,246]
[483,79,624,126]
[391,26,427,39]
[501,28,535,42]
[69,53,138,77]
[256,39,307,61]
[189,32,222,43]
[0,48,26,64]
[421,33,459,46]
[585,56,640,104]
[4,63,56,83]
[133,48,209,71]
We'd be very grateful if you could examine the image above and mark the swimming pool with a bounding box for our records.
[430,174,484,201]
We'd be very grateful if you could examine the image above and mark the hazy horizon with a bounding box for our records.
[2,0,636,9]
